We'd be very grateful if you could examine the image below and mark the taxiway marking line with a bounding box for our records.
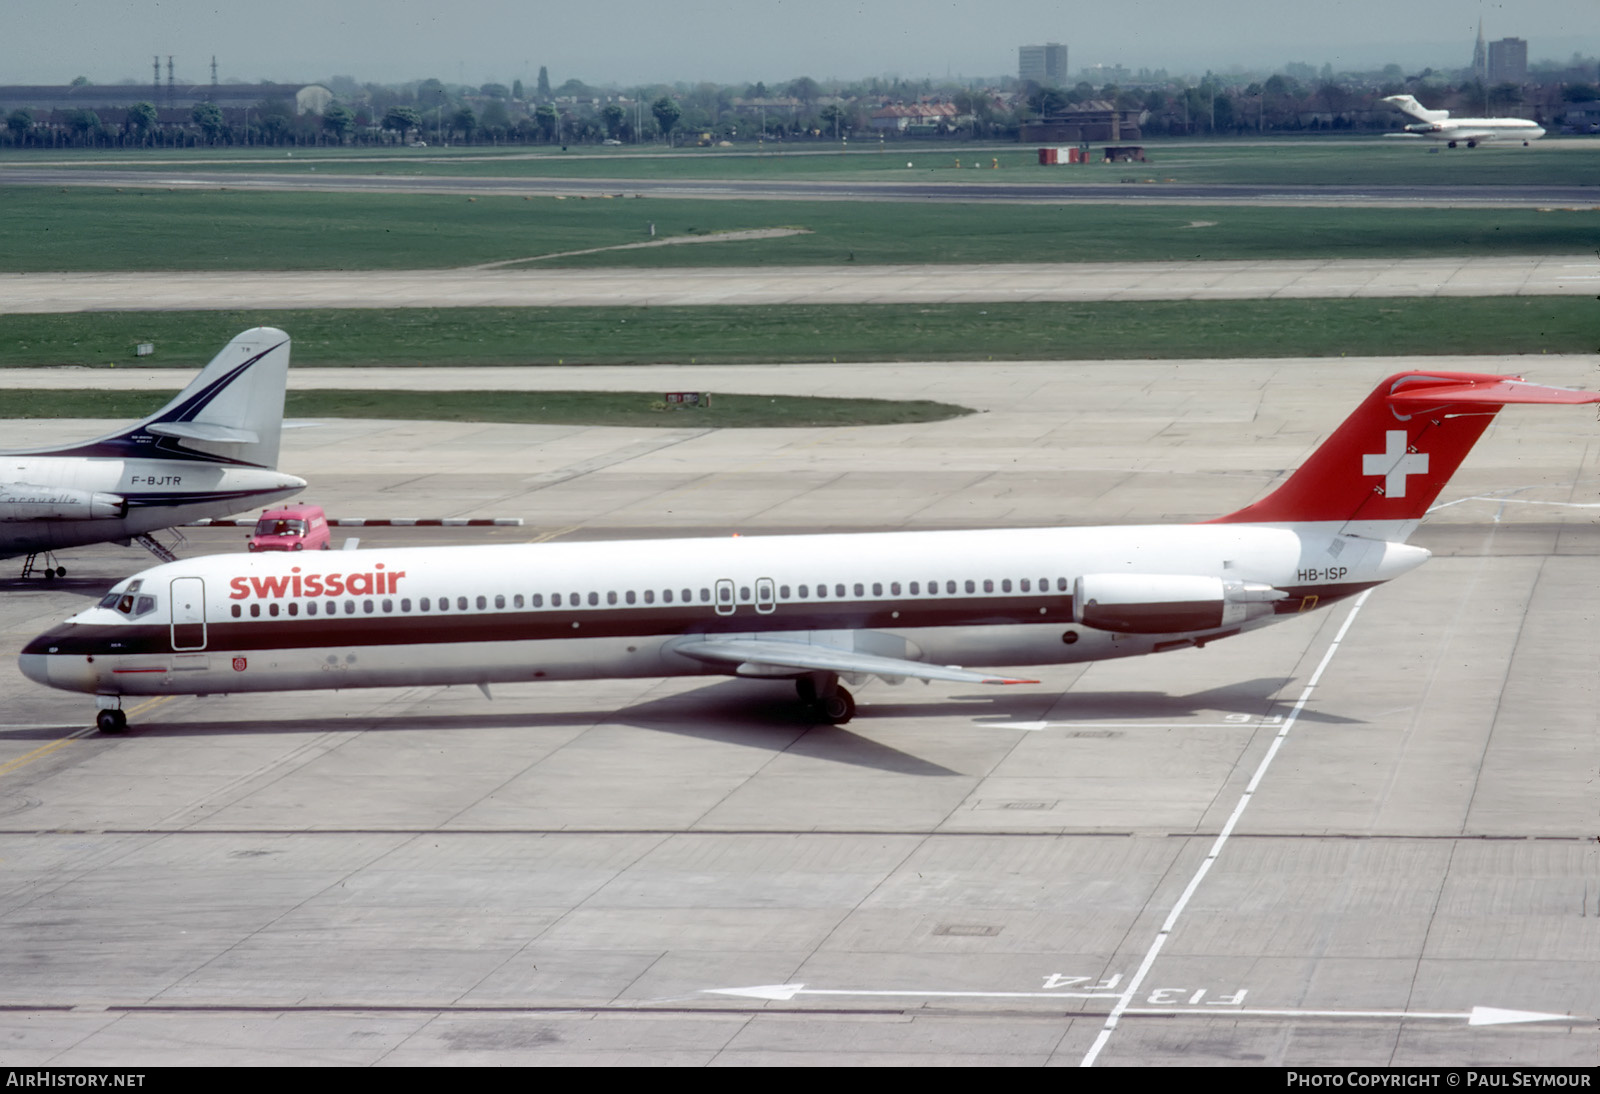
[0,697,174,778]
[0,734,87,778]
[1079,589,1375,1068]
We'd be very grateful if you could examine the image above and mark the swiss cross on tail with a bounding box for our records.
[1363,430,1429,497]
[1212,371,1600,532]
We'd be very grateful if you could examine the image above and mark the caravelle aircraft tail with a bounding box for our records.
[1211,371,1598,538]
[29,327,291,470]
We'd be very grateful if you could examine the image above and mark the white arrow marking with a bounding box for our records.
[705,984,1120,1002]
[1126,1005,1575,1026]
[705,988,1578,1027]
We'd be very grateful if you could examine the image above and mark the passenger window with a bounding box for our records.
[288,603,299,617]
[662,589,673,603]
[643,590,653,604]
[476,595,487,610]
[552,593,561,607]
[308,602,318,616]
[909,582,919,595]
[250,604,261,618]
[495,595,505,609]
[512,595,522,609]
[890,582,900,595]
[853,583,864,597]
[532,593,543,607]
[401,598,411,612]
[421,597,431,611]
[625,591,636,605]
[835,584,846,598]
[815,584,827,598]
[779,585,790,599]
[1021,578,1031,592]
[739,586,750,601]
[698,589,709,603]
[268,604,279,617]
[363,600,374,614]
[457,597,468,611]
[798,585,809,598]
[588,592,599,606]
[382,599,393,613]
[1002,579,1012,592]
[231,604,241,618]
[984,579,994,593]
[345,599,356,614]
[608,592,618,605]
[872,583,882,597]
[946,581,957,594]
[1057,577,1069,591]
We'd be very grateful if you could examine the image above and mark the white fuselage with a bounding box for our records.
[0,455,305,558]
[1405,117,1545,142]
[20,522,1429,699]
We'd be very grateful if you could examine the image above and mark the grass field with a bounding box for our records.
[2,185,1596,272]
[0,388,971,428]
[0,298,1592,368]
[20,136,1600,187]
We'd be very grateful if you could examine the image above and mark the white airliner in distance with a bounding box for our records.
[1381,94,1545,147]
[1,328,305,578]
[20,369,1600,734]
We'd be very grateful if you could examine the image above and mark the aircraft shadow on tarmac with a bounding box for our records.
[13,676,1361,776]
[965,677,1364,728]
[0,576,117,599]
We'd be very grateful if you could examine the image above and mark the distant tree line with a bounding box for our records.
[4,61,1597,149]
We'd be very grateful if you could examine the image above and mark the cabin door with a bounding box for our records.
[170,577,207,651]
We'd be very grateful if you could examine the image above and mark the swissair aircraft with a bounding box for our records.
[1381,94,1545,147]
[19,369,1599,734]
[1,328,304,578]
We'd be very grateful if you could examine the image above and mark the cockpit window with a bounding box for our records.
[107,593,158,618]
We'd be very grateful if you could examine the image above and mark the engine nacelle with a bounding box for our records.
[1073,573,1285,635]
[0,485,128,522]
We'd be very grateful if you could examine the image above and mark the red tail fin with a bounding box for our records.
[1213,372,1599,526]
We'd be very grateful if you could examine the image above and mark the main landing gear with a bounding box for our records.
[19,552,66,579]
[796,674,856,725]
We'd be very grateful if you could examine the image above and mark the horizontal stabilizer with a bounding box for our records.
[1389,378,1600,409]
[672,638,1038,686]
[146,422,262,444]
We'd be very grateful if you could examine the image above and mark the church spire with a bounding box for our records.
[1472,18,1488,82]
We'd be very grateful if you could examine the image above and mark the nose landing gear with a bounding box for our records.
[95,708,128,734]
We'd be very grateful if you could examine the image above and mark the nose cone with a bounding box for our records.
[18,631,94,694]
[18,651,50,687]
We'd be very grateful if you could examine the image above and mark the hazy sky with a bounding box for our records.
[10,1,1597,88]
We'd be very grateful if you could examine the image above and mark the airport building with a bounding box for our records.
[1019,99,1145,143]
[1019,43,1069,87]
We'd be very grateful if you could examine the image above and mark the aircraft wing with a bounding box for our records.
[670,637,1039,686]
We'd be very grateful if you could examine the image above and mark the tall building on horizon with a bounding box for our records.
[1488,38,1528,84]
[1019,43,1069,88]
[1472,19,1487,81]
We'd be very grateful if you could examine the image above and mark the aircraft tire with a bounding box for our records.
[95,709,127,735]
[817,688,855,725]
